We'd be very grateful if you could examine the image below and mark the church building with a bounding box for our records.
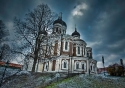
[24,14,97,74]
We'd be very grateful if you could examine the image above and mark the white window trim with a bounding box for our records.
[78,46,80,54]
[63,41,69,52]
[92,64,95,72]
[83,47,85,55]
[62,60,68,69]
[90,63,92,71]
[81,61,86,71]
[44,62,49,71]
[76,46,82,56]
[90,63,95,72]
[75,61,80,70]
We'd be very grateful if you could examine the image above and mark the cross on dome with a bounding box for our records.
[75,24,77,31]
[53,12,67,27]
[58,12,62,19]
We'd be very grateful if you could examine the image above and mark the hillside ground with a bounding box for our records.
[0,71,125,88]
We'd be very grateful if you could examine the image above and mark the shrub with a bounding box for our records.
[107,63,124,76]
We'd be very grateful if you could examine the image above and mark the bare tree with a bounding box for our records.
[0,20,10,61]
[14,4,56,72]
[0,20,6,42]
[0,44,12,61]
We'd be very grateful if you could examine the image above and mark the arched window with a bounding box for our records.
[59,29,61,33]
[82,64,84,69]
[63,30,65,34]
[91,65,92,71]
[62,60,68,69]
[81,61,86,71]
[64,62,67,68]
[92,64,95,71]
[78,47,80,54]
[87,52,89,57]
[44,62,49,71]
[84,48,85,55]
[76,62,79,69]
[56,27,58,32]
[65,42,68,50]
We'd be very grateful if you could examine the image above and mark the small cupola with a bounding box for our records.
[72,26,80,38]
[53,13,67,27]
[52,12,67,35]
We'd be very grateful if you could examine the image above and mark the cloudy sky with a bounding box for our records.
[0,0,125,68]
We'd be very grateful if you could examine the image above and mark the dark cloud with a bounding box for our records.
[75,0,125,67]
[0,0,125,67]
[0,0,37,21]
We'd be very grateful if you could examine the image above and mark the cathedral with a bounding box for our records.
[24,14,97,74]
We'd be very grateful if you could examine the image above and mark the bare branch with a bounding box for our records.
[13,3,56,72]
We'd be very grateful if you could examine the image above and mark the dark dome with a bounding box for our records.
[72,28,80,37]
[53,18,67,27]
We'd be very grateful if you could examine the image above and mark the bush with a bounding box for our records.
[107,63,124,76]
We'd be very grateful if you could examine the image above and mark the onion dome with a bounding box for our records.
[72,27,80,37]
[53,13,67,27]
[53,19,67,27]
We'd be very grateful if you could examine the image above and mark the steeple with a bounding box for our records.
[75,24,77,31]
[71,24,80,37]
[53,12,67,27]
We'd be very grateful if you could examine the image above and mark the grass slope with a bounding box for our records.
[1,71,125,88]
[46,74,125,88]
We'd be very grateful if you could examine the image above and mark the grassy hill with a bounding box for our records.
[1,71,125,88]
[46,74,125,88]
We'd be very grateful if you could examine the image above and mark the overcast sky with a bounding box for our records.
[0,0,125,68]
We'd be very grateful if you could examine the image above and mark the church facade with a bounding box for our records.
[24,15,97,74]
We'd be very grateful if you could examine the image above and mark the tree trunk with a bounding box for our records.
[32,58,37,72]
[32,36,40,72]
[32,42,38,72]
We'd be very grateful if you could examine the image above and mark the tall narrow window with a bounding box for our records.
[59,29,61,33]
[76,62,79,69]
[56,27,58,32]
[92,64,95,71]
[82,64,84,69]
[65,42,68,50]
[87,52,89,57]
[84,48,85,55]
[91,65,92,71]
[46,64,48,70]
[44,62,48,71]
[62,60,68,69]
[64,62,67,68]
[78,47,80,54]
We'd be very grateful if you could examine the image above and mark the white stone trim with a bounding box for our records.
[63,41,69,52]
[83,47,85,56]
[44,62,49,71]
[92,64,95,72]
[81,61,86,71]
[74,61,80,70]
[90,62,95,72]
[62,59,68,69]
[76,46,82,56]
